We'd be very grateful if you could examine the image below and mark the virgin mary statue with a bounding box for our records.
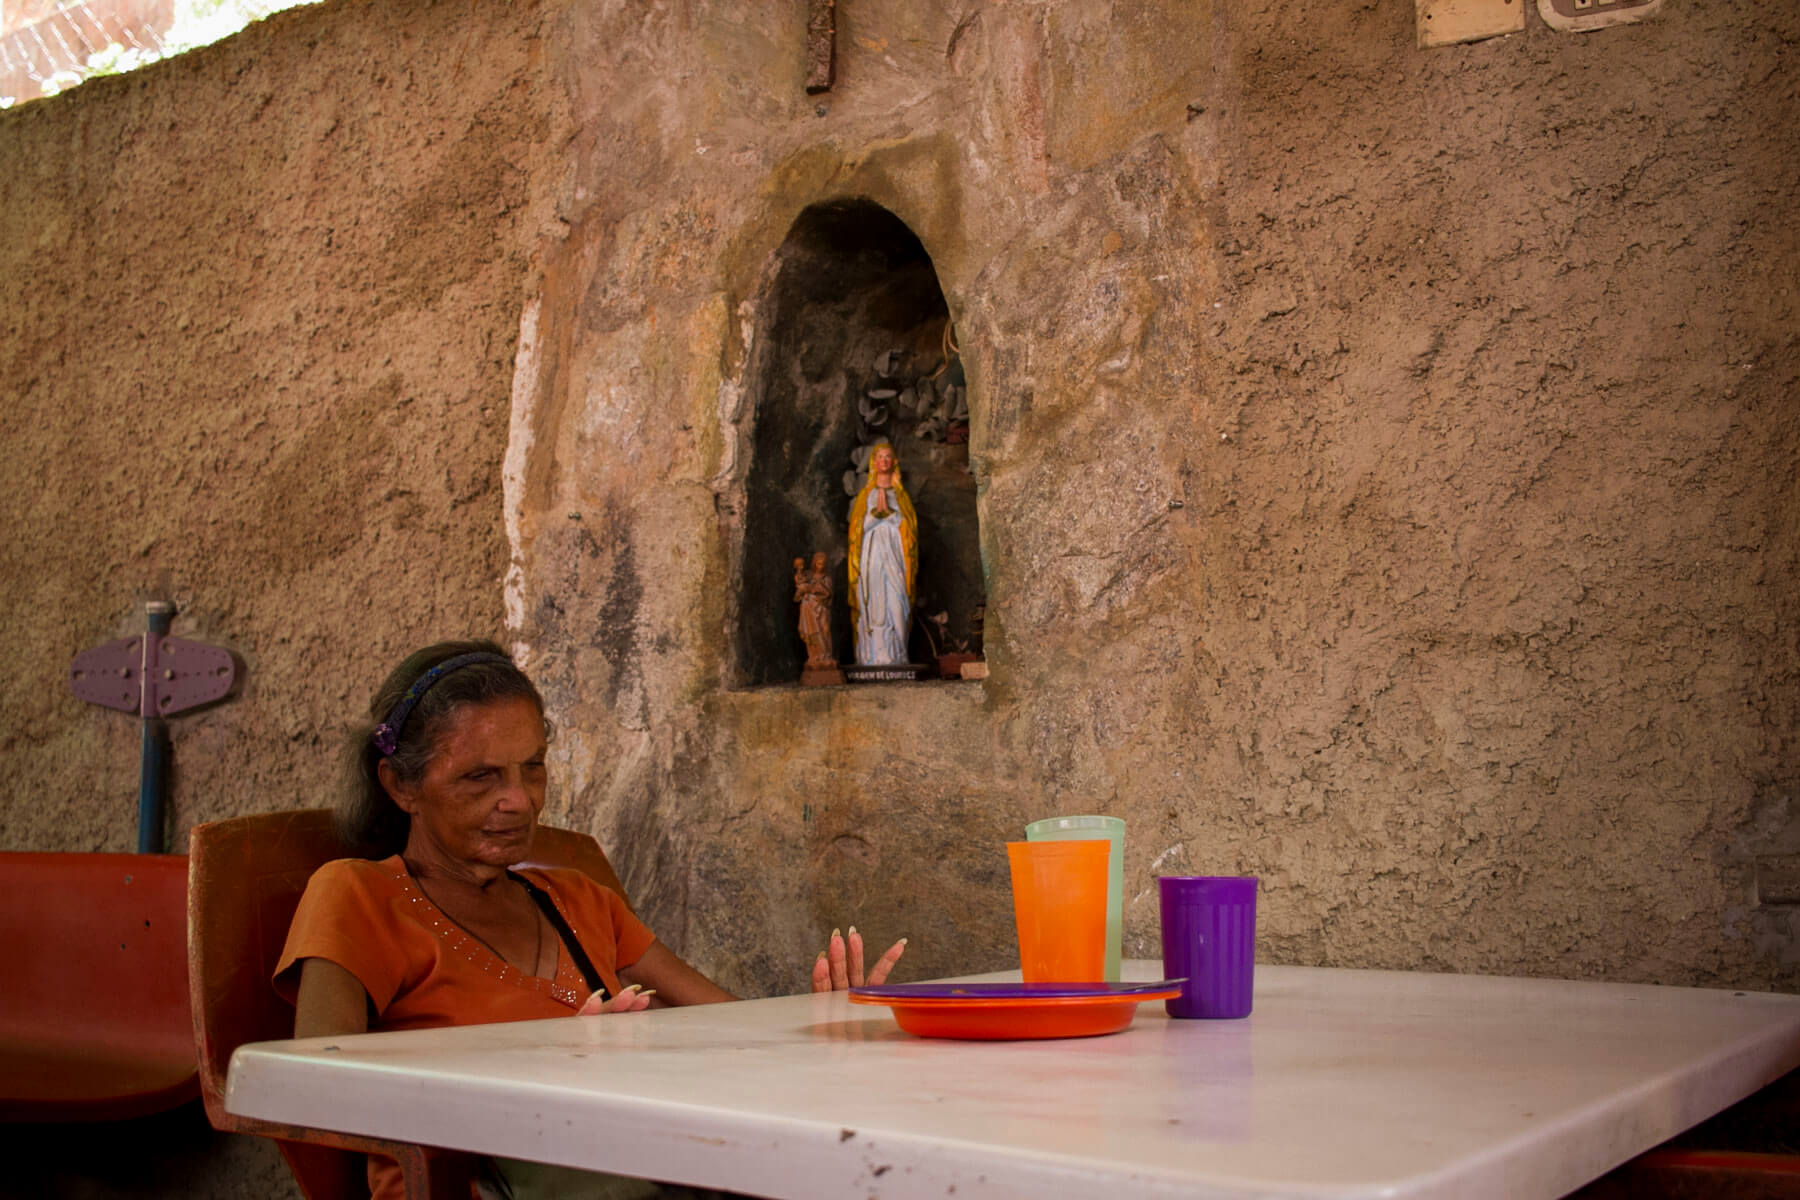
[847,440,918,665]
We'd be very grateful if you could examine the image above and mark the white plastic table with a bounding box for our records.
[225,963,1800,1199]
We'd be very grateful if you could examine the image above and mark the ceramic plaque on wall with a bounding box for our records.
[1537,0,1662,33]
[1416,0,1525,47]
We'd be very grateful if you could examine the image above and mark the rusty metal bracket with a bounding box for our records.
[806,0,835,94]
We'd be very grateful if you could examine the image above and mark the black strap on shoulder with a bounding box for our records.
[510,871,609,1002]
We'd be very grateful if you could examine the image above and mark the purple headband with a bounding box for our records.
[371,652,512,757]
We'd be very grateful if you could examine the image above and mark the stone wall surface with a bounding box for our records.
[0,0,1797,1194]
[509,0,1799,998]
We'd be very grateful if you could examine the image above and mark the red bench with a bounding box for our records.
[0,853,197,1121]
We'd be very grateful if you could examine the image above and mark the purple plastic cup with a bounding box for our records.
[1159,876,1257,1019]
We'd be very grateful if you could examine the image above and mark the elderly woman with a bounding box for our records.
[276,641,902,1199]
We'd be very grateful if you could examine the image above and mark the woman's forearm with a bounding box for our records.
[618,941,737,1006]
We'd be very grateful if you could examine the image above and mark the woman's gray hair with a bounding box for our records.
[339,639,547,858]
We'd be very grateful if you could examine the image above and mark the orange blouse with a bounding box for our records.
[274,856,657,1200]
[274,855,656,1031]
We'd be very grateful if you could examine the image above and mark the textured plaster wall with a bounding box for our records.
[1,0,565,853]
[0,2,563,1194]
[510,0,1800,997]
[0,0,1796,1193]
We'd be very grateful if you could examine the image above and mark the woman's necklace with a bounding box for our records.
[407,864,545,977]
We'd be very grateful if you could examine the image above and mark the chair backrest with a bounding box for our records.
[187,808,629,1131]
[0,852,196,1121]
[519,826,632,901]
[1,852,191,1053]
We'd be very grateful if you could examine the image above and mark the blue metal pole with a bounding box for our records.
[137,602,174,854]
[137,718,169,853]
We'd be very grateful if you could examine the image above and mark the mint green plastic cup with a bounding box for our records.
[1024,815,1125,981]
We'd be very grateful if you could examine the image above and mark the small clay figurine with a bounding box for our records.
[794,552,837,668]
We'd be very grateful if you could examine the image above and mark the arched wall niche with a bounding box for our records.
[730,198,983,689]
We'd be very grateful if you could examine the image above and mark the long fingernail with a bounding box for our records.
[848,925,858,936]
[898,937,909,946]
[638,989,657,998]
[832,927,842,940]
[817,950,828,959]
[623,983,643,993]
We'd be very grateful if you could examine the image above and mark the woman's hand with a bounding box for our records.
[577,983,655,1016]
[811,926,906,992]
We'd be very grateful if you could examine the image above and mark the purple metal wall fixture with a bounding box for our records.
[69,601,238,852]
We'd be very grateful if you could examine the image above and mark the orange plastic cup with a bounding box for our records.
[1007,839,1110,982]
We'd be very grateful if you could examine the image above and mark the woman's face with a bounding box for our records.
[384,695,547,872]
[872,446,895,474]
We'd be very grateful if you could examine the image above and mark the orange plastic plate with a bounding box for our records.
[848,987,1181,1040]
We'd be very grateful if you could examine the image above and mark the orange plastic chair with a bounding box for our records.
[0,851,197,1121]
[187,809,630,1200]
